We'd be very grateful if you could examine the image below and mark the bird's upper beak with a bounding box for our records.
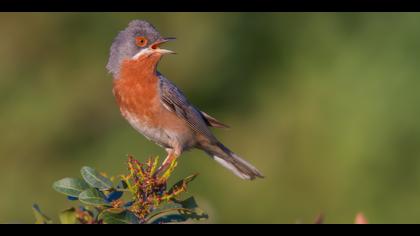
[150,37,176,55]
[132,37,176,60]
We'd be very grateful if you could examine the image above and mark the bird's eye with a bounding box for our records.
[135,36,148,47]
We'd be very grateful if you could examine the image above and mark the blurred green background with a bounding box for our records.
[1,13,420,224]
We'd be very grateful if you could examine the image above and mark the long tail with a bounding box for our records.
[200,142,264,180]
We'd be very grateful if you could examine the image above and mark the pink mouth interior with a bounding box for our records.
[151,41,164,50]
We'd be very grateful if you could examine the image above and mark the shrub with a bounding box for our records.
[33,155,208,224]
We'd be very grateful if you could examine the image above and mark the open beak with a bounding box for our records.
[150,37,176,54]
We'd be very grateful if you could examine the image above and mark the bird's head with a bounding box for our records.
[106,20,175,78]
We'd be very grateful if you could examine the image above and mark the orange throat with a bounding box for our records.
[112,53,163,117]
[119,52,163,82]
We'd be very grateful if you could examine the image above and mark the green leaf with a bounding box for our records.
[151,214,190,224]
[168,173,198,195]
[175,196,199,209]
[105,208,126,214]
[174,197,208,221]
[59,208,77,224]
[153,202,184,212]
[101,210,139,224]
[32,204,53,224]
[90,207,101,220]
[79,188,108,206]
[145,202,186,223]
[115,180,128,191]
[52,178,89,197]
[146,199,207,224]
[80,166,113,190]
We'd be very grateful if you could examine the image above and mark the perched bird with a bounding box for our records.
[107,20,263,180]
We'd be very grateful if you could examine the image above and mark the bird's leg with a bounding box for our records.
[154,148,179,177]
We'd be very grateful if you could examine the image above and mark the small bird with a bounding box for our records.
[107,20,263,180]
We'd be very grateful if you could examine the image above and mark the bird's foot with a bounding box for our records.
[153,153,178,178]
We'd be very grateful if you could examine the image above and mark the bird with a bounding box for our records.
[106,20,263,180]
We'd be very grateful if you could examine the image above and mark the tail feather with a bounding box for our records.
[202,142,264,180]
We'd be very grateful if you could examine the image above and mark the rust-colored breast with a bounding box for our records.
[112,54,196,150]
[113,56,161,126]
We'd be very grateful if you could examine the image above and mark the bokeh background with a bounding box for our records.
[1,13,420,224]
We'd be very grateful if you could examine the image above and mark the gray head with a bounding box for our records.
[106,20,175,78]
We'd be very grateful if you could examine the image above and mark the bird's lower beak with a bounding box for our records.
[150,37,176,54]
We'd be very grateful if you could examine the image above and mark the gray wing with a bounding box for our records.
[158,74,215,140]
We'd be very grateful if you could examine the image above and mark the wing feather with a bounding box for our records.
[200,111,230,129]
[158,75,215,140]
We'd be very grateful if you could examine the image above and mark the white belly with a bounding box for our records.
[121,110,174,148]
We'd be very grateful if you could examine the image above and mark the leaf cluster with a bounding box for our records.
[33,155,207,224]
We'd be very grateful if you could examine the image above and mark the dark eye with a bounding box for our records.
[135,36,148,47]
